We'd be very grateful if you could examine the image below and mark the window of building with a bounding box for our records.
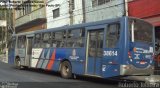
[42,32,51,48]
[92,0,111,7]
[66,28,85,48]
[106,23,120,48]
[25,2,31,14]
[53,8,60,18]
[15,1,32,18]
[34,34,42,48]
[98,0,106,5]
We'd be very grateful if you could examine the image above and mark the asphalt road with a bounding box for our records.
[0,61,119,88]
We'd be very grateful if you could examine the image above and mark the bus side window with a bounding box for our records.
[34,34,41,48]
[42,32,51,48]
[106,23,120,48]
[18,36,26,48]
[52,32,57,47]
[66,28,85,48]
[55,31,66,48]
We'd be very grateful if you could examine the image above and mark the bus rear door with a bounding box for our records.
[85,26,105,76]
[25,35,34,67]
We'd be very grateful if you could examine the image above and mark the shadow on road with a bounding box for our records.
[16,67,125,85]
[1,63,145,88]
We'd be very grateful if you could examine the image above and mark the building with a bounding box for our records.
[128,0,160,27]
[128,0,160,71]
[46,0,125,29]
[14,0,47,33]
[85,0,125,23]
[47,0,84,29]
[14,0,126,32]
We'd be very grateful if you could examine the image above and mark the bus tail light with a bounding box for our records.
[128,52,132,59]
[133,47,137,52]
[152,53,156,60]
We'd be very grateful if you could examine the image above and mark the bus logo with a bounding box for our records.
[134,54,140,59]
[72,49,76,56]
[69,49,79,60]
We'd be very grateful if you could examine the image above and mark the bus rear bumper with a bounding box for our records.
[120,65,154,76]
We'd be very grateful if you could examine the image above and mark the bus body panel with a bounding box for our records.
[120,17,154,75]
[31,48,85,75]
[8,17,155,78]
[101,18,125,77]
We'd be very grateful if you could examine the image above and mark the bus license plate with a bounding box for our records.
[140,61,145,64]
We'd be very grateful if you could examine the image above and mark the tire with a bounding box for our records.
[60,61,72,79]
[15,58,23,70]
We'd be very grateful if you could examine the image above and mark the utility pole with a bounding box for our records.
[82,0,86,23]
[1,27,4,53]
[69,0,74,25]
[124,0,128,16]
[12,1,16,34]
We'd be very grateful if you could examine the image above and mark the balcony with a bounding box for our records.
[15,7,46,27]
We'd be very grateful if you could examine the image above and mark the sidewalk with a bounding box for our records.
[0,54,6,62]
[122,75,160,83]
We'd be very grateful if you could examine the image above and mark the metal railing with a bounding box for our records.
[15,7,46,27]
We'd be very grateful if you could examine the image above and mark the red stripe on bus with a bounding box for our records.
[47,49,56,70]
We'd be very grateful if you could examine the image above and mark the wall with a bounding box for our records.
[46,0,83,29]
[128,0,160,26]
[128,0,160,18]
[85,0,124,23]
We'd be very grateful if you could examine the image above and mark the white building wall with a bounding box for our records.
[85,0,124,23]
[47,0,83,29]
[73,0,84,24]
[47,0,69,29]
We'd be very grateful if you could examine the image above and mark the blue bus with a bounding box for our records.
[8,17,155,79]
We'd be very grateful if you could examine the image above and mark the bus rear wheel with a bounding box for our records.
[60,61,72,79]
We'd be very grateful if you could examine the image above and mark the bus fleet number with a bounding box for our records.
[103,51,118,56]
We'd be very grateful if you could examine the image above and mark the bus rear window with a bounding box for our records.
[129,18,153,43]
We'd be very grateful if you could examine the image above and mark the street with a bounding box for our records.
[0,61,118,88]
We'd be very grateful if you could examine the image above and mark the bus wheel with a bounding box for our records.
[15,58,23,70]
[60,61,72,79]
